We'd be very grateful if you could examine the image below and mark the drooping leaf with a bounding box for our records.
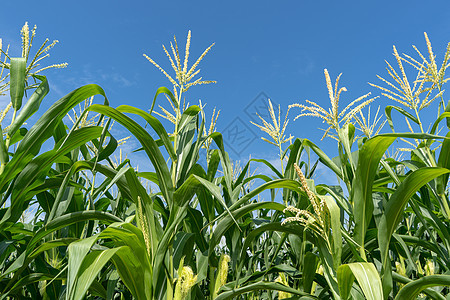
[378,167,450,298]
[394,275,450,300]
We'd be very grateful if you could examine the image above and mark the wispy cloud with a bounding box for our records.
[295,54,315,75]
[59,64,135,90]
[312,162,340,186]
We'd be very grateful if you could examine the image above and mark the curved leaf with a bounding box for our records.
[149,86,177,114]
[0,84,107,192]
[378,167,450,298]
[116,105,176,161]
[430,112,450,135]
[87,104,174,207]
[209,202,285,257]
[394,275,450,300]
[303,138,343,179]
[0,127,104,228]
[215,281,316,300]
[28,211,122,249]
[385,105,419,132]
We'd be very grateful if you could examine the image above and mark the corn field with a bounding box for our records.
[1,23,450,300]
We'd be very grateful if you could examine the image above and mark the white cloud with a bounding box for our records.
[60,64,135,89]
[312,162,341,186]
[295,53,315,75]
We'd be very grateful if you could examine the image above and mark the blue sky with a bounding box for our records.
[2,1,450,184]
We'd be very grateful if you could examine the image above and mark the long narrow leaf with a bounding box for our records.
[337,262,383,300]
[9,57,26,111]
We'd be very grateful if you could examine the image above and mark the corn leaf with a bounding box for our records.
[337,262,383,300]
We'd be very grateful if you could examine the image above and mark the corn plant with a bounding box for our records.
[2,23,450,300]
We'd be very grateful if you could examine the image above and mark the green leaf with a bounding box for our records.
[92,223,152,299]
[2,273,61,299]
[394,275,450,300]
[337,123,357,172]
[207,149,220,181]
[392,272,446,300]
[173,232,195,268]
[66,236,99,300]
[437,132,450,196]
[8,75,49,138]
[0,84,107,194]
[303,138,343,179]
[209,202,286,258]
[0,125,8,165]
[430,112,450,135]
[215,281,316,300]
[0,238,76,287]
[210,133,234,193]
[71,249,120,300]
[178,105,201,131]
[149,86,178,114]
[385,105,419,132]
[87,104,174,207]
[235,222,308,285]
[384,167,449,246]
[124,168,159,258]
[228,179,301,213]
[185,207,208,252]
[1,127,104,228]
[337,262,383,300]
[378,167,450,298]
[100,224,153,298]
[247,158,283,178]
[303,252,319,293]
[48,161,95,222]
[111,246,151,300]
[352,135,396,259]
[9,127,28,146]
[9,57,26,111]
[28,211,122,250]
[116,105,176,162]
[322,195,342,270]
[193,175,240,227]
